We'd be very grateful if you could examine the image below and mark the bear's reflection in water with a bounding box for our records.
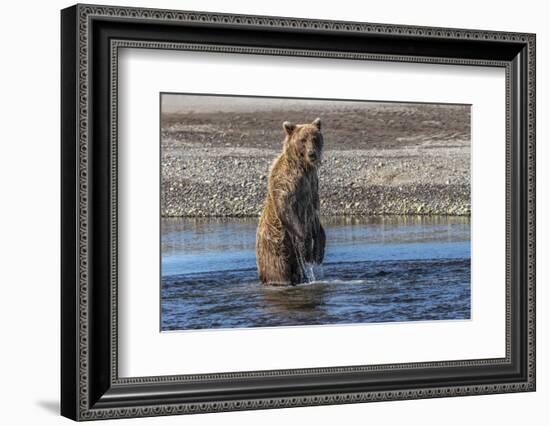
[260,282,329,314]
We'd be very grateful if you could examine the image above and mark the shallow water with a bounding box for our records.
[161,216,470,331]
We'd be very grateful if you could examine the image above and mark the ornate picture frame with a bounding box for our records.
[61,4,536,421]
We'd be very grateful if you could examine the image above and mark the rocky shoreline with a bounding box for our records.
[161,146,470,217]
[160,102,471,217]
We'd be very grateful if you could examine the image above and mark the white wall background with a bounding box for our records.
[0,0,547,424]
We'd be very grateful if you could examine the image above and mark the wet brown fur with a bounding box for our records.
[256,118,326,285]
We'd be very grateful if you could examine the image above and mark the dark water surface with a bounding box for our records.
[161,216,470,331]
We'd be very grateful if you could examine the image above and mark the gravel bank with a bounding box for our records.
[160,101,470,217]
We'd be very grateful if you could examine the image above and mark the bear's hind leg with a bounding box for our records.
[257,245,295,285]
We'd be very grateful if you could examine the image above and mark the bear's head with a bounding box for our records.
[282,118,323,168]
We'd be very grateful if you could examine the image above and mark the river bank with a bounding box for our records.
[161,101,470,217]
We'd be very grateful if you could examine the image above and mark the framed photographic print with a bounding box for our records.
[61,4,536,421]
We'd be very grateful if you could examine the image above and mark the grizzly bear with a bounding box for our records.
[256,118,326,285]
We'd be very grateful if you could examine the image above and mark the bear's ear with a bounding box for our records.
[313,117,321,130]
[283,121,296,135]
